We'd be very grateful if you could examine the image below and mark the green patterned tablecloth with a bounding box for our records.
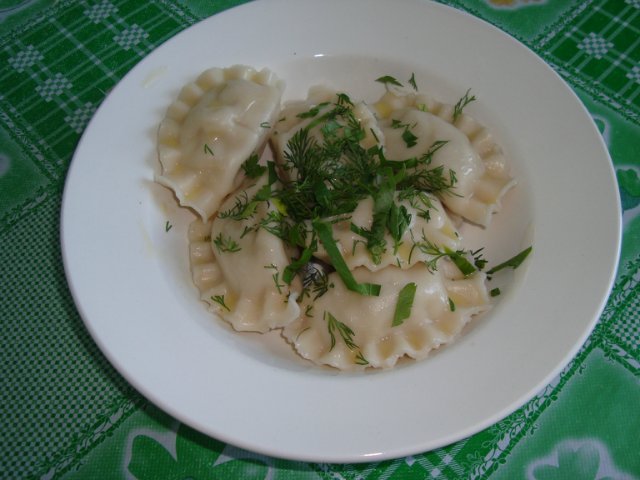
[1,0,639,478]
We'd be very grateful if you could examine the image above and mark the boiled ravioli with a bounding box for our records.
[157,68,522,371]
[283,261,491,370]
[312,193,462,271]
[188,177,302,332]
[272,86,384,181]
[374,90,515,227]
[157,65,284,220]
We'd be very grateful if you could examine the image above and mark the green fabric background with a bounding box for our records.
[1,0,638,478]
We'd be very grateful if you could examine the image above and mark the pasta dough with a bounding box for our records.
[189,177,302,332]
[283,262,490,370]
[312,193,462,271]
[156,67,525,371]
[157,65,284,220]
[272,86,384,180]
[374,90,515,226]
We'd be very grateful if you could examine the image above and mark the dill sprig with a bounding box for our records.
[453,88,476,122]
[325,311,368,365]
[215,92,459,296]
[273,95,457,269]
[210,295,230,311]
[410,233,475,276]
[213,232,241,253]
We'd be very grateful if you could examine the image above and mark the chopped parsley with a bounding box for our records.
[217,91,463,296]
[241,153,267,179]
[486,246,532,274]
[375,75,403,87]
[393,282,417,327]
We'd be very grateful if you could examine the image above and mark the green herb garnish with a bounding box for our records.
[402,127,418,148]
[453,89,476,122]
[241,153,267,179]
[444,246,477,277]
[408,73,418,91]
[325,311,368,364]
[213,233,241,253]
[413,237,475,274]
[314,220,381,296]
[375,75,403,87]
[486,246,532,274]
[264,264,286,294]
[211,295,230,311]
[393,282,417,327]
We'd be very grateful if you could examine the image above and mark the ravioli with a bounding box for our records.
[374,90,515,227]
[283,261,490,370]
[312,193,462,271]
[157,65,284,220]
[157,68,528,371]
[272,86,384,180]
[189,177,302,332]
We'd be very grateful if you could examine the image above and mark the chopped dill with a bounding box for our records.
[213,232,241,253]
[453,88,476,122]
[211,295,230,311]
[408,73,418,91]
[325,311,368,364]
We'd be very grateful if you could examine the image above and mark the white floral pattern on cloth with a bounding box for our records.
[526,439,638,480]
[618,166,640,228]
[125,422,273,480]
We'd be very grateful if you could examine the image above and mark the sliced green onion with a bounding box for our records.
[313,220,381,296]
[486,246,533,275]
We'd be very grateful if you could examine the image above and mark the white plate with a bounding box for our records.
[61,0,621,463]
